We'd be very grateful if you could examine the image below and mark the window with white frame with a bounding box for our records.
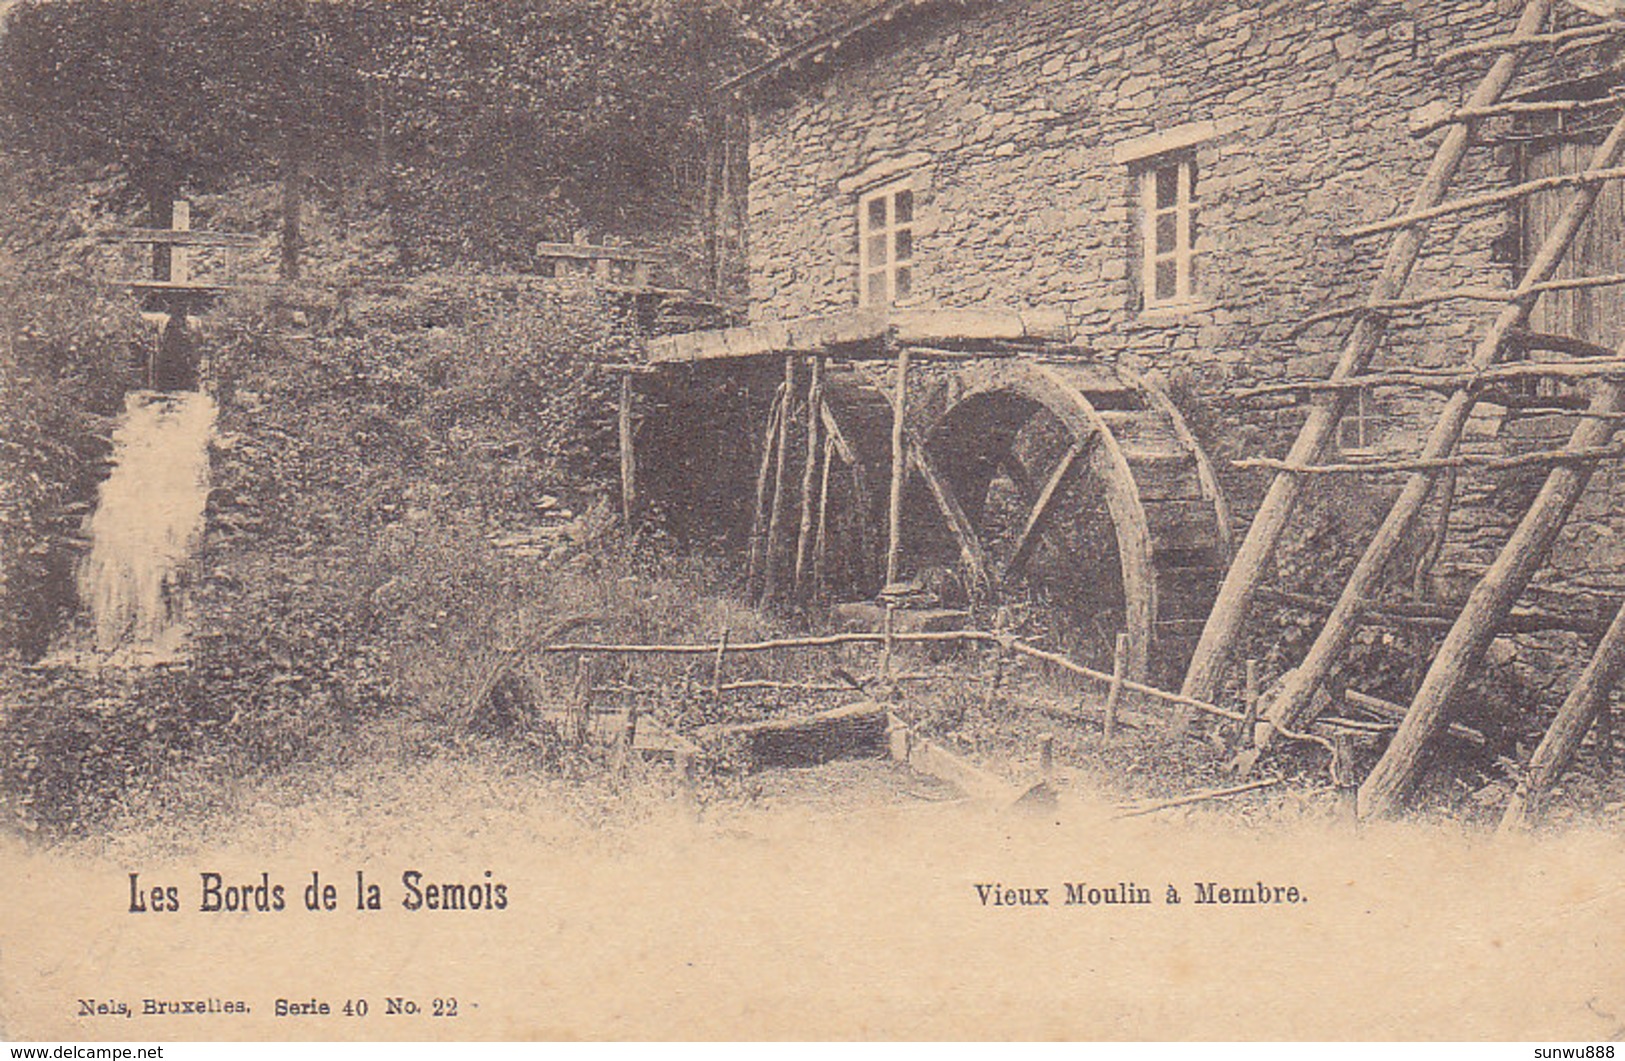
[858,178,915,307]
[1337,386,1379,452]
[1137,153,1201,309]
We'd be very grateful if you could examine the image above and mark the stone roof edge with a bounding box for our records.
[721,0,988,98]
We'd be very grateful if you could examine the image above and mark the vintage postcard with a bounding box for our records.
[3,0,1625,1043]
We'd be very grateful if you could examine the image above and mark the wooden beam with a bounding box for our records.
[1343,689,1485,747]
[746,385,786,592]
[887,344,909,588]
[1505,326,1620,361]
[1235,443,1625,476]
[1410,92,1625,138]
[1433,20,1625,67]
[1296,273,1625,334]
[907,437,991,592]
[534,241,666,263]
[762,356,797,603]
[1178,0,1556,708]
[104,228,259,247]
[794,355,825,597]
[618,375,638,528]
[1003,435,1092,584]
[1360,378,1625,819]
[644,306,1069,365]
[1264,106,1625,747]
[814,428,835,598]
[1342,165,1625,241]
[1501,598,1625,832]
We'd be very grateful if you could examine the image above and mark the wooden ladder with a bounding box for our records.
[1181,0,1625,814]
[1182,0,1567,709]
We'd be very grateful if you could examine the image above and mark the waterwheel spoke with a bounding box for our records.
[1003,432,1097,586]
[906,438,991,591]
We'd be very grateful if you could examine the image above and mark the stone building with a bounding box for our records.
[650,0,1625,705]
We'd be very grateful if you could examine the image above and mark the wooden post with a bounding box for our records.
[1242,658,1261,747]
[886,344,910,588]
[710,627,730,707]
[169,200,191,284]
[746,387,785,594]
[1333,732,1358,826]
[813,427,836,599]
[1361,378,1625,819]
[624,702,641,758]
[882,601,896,685]
[762,356,796,603]
[1602,696,1615,770]
[1103,632,1128,743]
[1501,598,1625,832]
[1180,0,1556,707]
[571,654,591,747]
[793,355,825,598]
[618,374,638,529]
[1039,734,1055,781]
[1267,106,1625,746]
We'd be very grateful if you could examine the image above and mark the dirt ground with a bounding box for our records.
[5,729,1625,1041]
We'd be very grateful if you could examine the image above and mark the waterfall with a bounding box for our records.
[77,389,216,664]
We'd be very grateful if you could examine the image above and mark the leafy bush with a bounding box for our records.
[0,155,145,662]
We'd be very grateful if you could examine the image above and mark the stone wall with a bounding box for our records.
[739,0,1625,694]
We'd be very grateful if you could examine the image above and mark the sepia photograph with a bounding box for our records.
[2,0,1625,1042]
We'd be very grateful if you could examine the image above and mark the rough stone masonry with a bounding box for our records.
[735,0,1625,703]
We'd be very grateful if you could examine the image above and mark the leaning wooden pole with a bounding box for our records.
[813,426,835,599]
[793,355,825,598]
[762,355,797,603]
[886,343,911,588]
[1360,379,1625,819]
[1266,105,1625,743]
[746,385,786,594]
[1500,598,1625,833]
[618,374,639,529]
[1180,0,1555,706]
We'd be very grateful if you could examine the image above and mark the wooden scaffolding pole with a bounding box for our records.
[618,374,639,529]
[1265,106,1625,745]
[1179,0,1555,707]
[1360,379,1625,818]
[762,354,797,603]
[886,343,910,588]
[746,383,786,595]
[793,355,825,598]
[1499,598,1625,832]
[813,426,835,598]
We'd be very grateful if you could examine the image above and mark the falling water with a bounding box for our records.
[77,389,216,664]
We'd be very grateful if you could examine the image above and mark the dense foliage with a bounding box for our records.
[0,152,145,662]
[0,0,864,270]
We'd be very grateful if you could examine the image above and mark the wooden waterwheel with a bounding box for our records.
[811,356,1233,682]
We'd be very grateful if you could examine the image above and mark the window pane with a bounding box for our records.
[1189,208,1200,251]
[894,266,912,301]
[1155,213,1178,255]
[1155,164,1179,210]
[894,189,913,224]
[867,196,887,230]
[867,271,887,305]
[1188,253,1201,297]
[1155,258,1178,302]
[894,228,913,261]
[867,233,888,266]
